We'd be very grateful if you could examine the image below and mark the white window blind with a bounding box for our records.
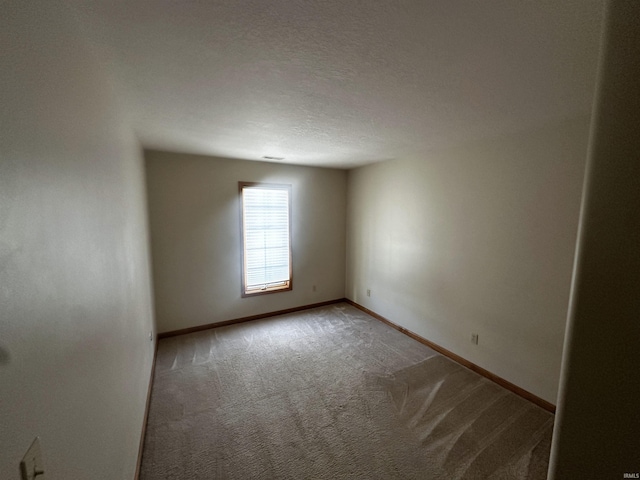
[241,184,291,295]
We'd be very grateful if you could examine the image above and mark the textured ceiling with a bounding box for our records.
[71,0,605,169]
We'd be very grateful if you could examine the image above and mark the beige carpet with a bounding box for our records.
[140,303,553,479]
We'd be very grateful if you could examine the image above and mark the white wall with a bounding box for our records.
[145,151,347,333]
[346,116,591,403]
[550,1,640,476]
[0,2,155,479]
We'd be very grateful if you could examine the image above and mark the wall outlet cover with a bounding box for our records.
[20,437,44,480]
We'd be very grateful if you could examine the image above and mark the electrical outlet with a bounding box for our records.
[312,285,316,292]
[20,437,44,480]
[471,333,479,345]
[366,289,371,297]
[149,331,153,342]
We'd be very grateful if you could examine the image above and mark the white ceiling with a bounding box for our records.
[71,0,605,169]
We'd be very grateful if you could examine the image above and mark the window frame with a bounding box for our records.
[239,181,293,297]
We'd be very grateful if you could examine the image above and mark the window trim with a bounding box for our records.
[239,181,293,297]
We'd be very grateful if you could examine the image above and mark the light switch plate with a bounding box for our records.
[20,437,45,480]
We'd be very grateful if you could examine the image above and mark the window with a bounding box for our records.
[239,182,292,296]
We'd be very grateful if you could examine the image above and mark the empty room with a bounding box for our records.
[2,1,639,479]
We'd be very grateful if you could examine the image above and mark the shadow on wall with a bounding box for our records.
[0,345,10,365]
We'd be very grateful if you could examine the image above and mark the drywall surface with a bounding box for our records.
[550,1,640,476]
[69,1,604,169]
[0,2,155,479]
[145,151,347,333]
[346,116,591,403]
